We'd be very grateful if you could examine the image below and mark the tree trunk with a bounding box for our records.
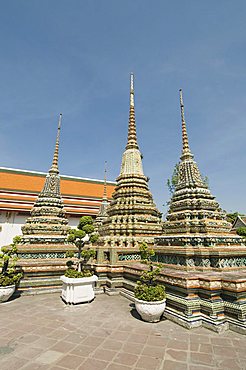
[2,260,9,275]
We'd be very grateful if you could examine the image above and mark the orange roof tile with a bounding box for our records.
[0,167,115,216]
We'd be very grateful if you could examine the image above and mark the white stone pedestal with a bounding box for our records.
[60,275,98,304]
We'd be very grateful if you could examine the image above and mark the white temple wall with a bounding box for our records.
[0,212,26,248]
[0,211,82,249]
[66,216,81,228]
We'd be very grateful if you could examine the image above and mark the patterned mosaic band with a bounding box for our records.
[155,236,243,247]
[18,252,79,259]
[118,253,141,262]
[152,254,246,268]
[116,251,246,269]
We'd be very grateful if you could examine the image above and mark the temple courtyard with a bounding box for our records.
[0,293,245,370]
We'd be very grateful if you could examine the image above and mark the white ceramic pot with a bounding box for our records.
[60,275,98,304]
[0,285,15,303]
[135,298,166,322]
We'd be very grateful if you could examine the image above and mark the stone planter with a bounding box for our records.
[0,285,15,303]
[60,275,98,304]
[135,298,166,322]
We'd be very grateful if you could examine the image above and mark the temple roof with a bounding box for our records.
[0,167,115,216]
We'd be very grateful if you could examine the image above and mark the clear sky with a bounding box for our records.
[0,1,245,215]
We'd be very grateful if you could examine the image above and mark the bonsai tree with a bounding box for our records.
[66,216,98,278]
[0,236,22,287]
[135,242,166,302]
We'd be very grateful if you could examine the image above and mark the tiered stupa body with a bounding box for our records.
[156,90,245,270]
[164,90,233,236]
[97,74,162,249]
[21,114,70,244]
[17,115,75,294]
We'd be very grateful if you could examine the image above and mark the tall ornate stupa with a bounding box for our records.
[21,114,70,244]
[156,90,244,270]
[97,74,162,250]
[17,115,74,294]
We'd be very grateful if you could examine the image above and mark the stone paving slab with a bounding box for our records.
[0,293,245,369]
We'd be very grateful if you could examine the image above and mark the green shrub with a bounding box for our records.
[237,227,246,237]
[78,216,93,229]
[0,236,23,287]
[0,272,22,287]
[135,283,166,301]
[66,260,74,268]
[64,268,93,278]
[134,242,166,302]
[65,251,75,259]
[66,216,98,277]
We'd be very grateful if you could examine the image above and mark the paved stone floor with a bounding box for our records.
[0,293,245,370]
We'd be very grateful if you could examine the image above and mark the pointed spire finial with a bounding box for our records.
[103,161,107,200]
[50,113,62,174]
[179,90,193,160]
[126,73,138,150]
[130,72,134,107]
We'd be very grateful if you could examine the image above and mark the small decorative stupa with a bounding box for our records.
[94,161,109,231]
[156,90,244,270]
[21,114,70,244]
[97,74,162,249]
[164,90,233,235]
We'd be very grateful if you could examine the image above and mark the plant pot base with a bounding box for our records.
[0,285,15,303]
[135,298,166,323]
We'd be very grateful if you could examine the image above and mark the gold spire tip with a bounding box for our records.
[130,73,134,90]
[179,89,184,107]
[130,73,134,107]
[58,113,62,129]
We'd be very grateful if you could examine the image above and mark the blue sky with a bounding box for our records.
[0,1,245,214]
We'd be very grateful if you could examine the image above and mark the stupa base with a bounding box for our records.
[17,243,77,294]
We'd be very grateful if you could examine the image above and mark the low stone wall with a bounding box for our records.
[94,263,246,334]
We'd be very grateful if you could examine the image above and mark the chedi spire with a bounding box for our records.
[163,90,232,235]
[97,74,162,249]
[179,89,193,161]
[21,114,69,244]
[126,73,138,150]
[50,113,62,174]
[120,74,144,176]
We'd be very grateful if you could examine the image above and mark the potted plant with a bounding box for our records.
[0,236,23,303]
[60,216,99,304]
[134,242,166,322]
